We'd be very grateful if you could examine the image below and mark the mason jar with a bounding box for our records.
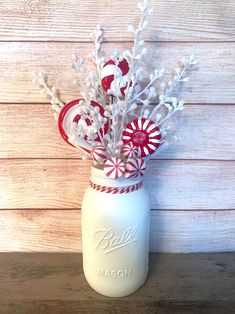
[81,165,150,297]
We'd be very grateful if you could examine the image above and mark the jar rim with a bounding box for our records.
[90,165,142,188]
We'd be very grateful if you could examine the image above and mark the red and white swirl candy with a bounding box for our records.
[91,146,107,164]
[125,158,146,178]
[122,118,161,157]
[58,99,108,153]
[104,157,125,179]
[121,142,139,159]
[101,58,130,96]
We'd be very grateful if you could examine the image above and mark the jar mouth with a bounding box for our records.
[90,165,142,188]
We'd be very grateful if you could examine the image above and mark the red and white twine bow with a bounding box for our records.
[90,181,143,194]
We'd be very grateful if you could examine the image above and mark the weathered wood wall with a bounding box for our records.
[0,0,234,252]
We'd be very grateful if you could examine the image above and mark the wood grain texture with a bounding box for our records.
[0,253,235,314]
[0,210,234,252]
[0,301,233,314]
[0,0,234,254]
[0,42,235,104]
[0,253,234,313]
[0,159,234,210]
[0,0,234,42]
[1,104,235,160]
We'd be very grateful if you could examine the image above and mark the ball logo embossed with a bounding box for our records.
[94,226,138,254]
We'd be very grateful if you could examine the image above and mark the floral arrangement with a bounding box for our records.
[34,0,197,180]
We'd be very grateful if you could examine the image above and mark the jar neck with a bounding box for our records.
[90,165,142,188]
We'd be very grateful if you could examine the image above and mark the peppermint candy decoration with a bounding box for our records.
[104,157,125,179]
[58,99,108,151]
[122,118,161,157]
[91,146,107,164]
[121,142,139,159]
[101,58,130,96]
[125,158,146,178]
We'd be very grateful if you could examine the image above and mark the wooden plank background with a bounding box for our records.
[0,42,234,104]
[0,0,234,252]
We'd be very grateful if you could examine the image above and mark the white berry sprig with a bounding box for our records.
[33,0,198,164]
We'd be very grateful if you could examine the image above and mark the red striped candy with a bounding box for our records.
[101,58,129,96]
[58,99,108,150]
[104,157,125,179]
[122,118,161,157]
[91,146,107,164]
[125,158,146,178]
[121,142,139,159]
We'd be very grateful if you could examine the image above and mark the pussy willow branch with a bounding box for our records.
[33,72,64,109]
[149,58,194,121]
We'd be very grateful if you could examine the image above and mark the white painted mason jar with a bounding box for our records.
[81,165,150,297]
